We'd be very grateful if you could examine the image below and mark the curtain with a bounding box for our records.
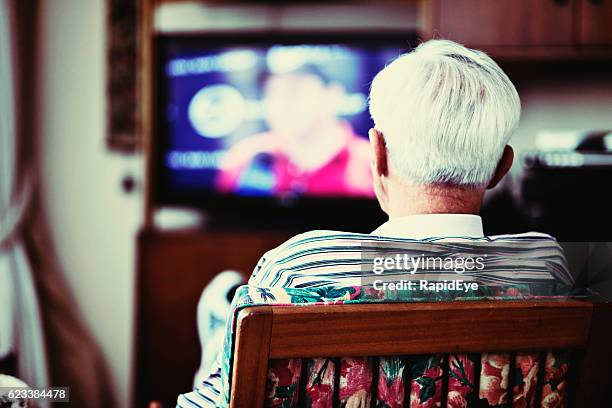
[1,2,116,407]
[0,0,50,399]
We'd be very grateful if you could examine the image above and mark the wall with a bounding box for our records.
[37,0,141,406]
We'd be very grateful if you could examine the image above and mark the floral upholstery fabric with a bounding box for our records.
[409,355,444,408]
[264,352,571,408]
[265,358,302,407]
[305,358,335,407]
[378,356,406,408]
[447,353,477,407]
[513,352,540,408]
[541,351,570,408]
[479,352,510,406]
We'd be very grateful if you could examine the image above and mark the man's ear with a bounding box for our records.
[368,128,390,215]
[487,145,514,189]
[368,128,388,177]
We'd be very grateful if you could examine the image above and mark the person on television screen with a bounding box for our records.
[215,64,373,197]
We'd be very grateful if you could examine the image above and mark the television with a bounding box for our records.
[154,34,417,229]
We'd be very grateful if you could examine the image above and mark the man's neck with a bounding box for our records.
[386,182,485,219]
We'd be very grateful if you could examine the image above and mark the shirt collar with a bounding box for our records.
[372,214,484,239]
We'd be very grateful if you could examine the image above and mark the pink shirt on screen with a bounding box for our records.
[216,124,374,198]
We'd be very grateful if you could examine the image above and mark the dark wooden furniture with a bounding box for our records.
[423,0,574,48]
[578,0,612,45]
[135,228,290,407]
[420,0,612,59]
[231,300,612,407]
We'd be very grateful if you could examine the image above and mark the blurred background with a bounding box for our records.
[0,0,611,407]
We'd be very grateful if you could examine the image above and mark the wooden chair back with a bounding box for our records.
[230,300,612,407]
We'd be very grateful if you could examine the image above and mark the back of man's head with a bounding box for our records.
[369,39,520,187]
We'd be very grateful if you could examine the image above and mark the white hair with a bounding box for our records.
[369,39,521,186]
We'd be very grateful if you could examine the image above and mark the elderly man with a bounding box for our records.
[178,39,542,407]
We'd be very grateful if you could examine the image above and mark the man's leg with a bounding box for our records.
[193,270,245,388]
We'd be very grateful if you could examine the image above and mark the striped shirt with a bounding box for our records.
[177,215,572,407]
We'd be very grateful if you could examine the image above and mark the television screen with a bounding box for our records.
[156,35,413,205]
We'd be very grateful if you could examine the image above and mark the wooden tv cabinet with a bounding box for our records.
[134,228,291,407]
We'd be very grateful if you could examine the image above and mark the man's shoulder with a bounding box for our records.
[488,231,558,241]
[249,229,372,285]
[282,228,372,244]
[273,230,560,252]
